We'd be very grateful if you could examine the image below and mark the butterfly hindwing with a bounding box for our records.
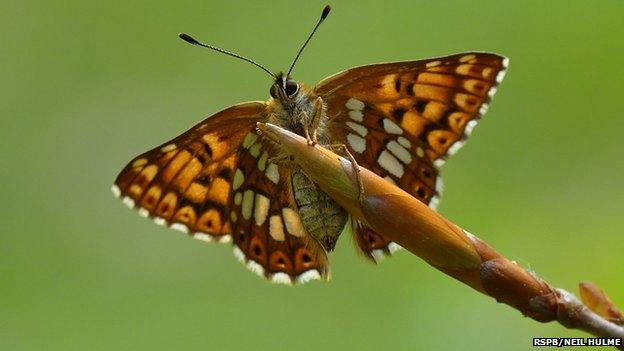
[316,52,508,261]
[353,222,402,262]
[112,102,328,284]
[230,132,329,283]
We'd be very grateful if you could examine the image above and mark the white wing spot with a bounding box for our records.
[258,151,268,171]
[345,98,365,111]
[346,121,368,137]
[218,235,232,244]
[171,223,189,233]
[194,233,213,242]
[348,110,363,122]
[378,150,404,178]
[246,260,265,277]
[347,133,366,154]
[388,242,402,254]
[429,195,440,210]
[269,215,285,241]
[488,87,497,99]
[122,197,135,209]
[434,159,446,167]
[296,269,321,284]
[397,136,411,148]
[265,163,279,184]
[465,120,478,136]
[111,185,121,197]
[241,190,254,220]
[487,86,498,98]
[371,249,386,261]
[386,141,412,164]
[479,103,489,116]
[435,177,444,194]
[249,143,261,158]
[271,272,292,285]
[242,133,258,149]
[234,191,242,205]
[382,119,403,135]
[447,140,465,156]
[496,69,507,83]
[154,217,166,226]
[233,246,246,263]
[254,194,270,226]
[138,208,149,218]
[232,169,244,190]
[416,147,425,158]
[282,208,305,237]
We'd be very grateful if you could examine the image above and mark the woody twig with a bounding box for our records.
[257,122,624,347]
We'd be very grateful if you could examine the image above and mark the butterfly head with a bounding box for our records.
[268,73,321,133]
[269,74,300,101]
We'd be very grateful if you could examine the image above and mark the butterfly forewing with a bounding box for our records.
[112,102,328,284]
[316,52,508,261]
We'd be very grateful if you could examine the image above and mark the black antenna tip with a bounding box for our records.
[321,5,331,20]
[179,33,201,45]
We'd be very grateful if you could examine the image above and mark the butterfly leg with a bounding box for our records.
[301,114,315,146]
[301,97,324,146]
[309,97,324,145]
[327,144,365,203]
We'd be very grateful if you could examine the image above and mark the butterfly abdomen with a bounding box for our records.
[291,170,348,252]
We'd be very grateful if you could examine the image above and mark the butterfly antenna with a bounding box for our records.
[286,5,331,78]
[179,33,277,79]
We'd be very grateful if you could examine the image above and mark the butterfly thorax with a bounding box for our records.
[268,84,329,143]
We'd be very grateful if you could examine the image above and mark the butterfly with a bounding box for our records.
[111,5,508,285]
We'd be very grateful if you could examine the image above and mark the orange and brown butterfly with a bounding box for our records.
[111,5,508,285]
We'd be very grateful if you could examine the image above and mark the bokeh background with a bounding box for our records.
[3,1,623,350]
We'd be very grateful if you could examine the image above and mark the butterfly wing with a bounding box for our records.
[112,101,328,284]
[315,53,508,261]
[229,132,330,283]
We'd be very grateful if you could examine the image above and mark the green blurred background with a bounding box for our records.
[2,0,623,350]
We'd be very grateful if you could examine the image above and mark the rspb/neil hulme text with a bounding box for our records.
[533,338,622,347]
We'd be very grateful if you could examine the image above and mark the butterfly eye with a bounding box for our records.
[284,79,299,96]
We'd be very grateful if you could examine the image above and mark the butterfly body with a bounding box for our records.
[266,74,348,251]
[113,34,508,284]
